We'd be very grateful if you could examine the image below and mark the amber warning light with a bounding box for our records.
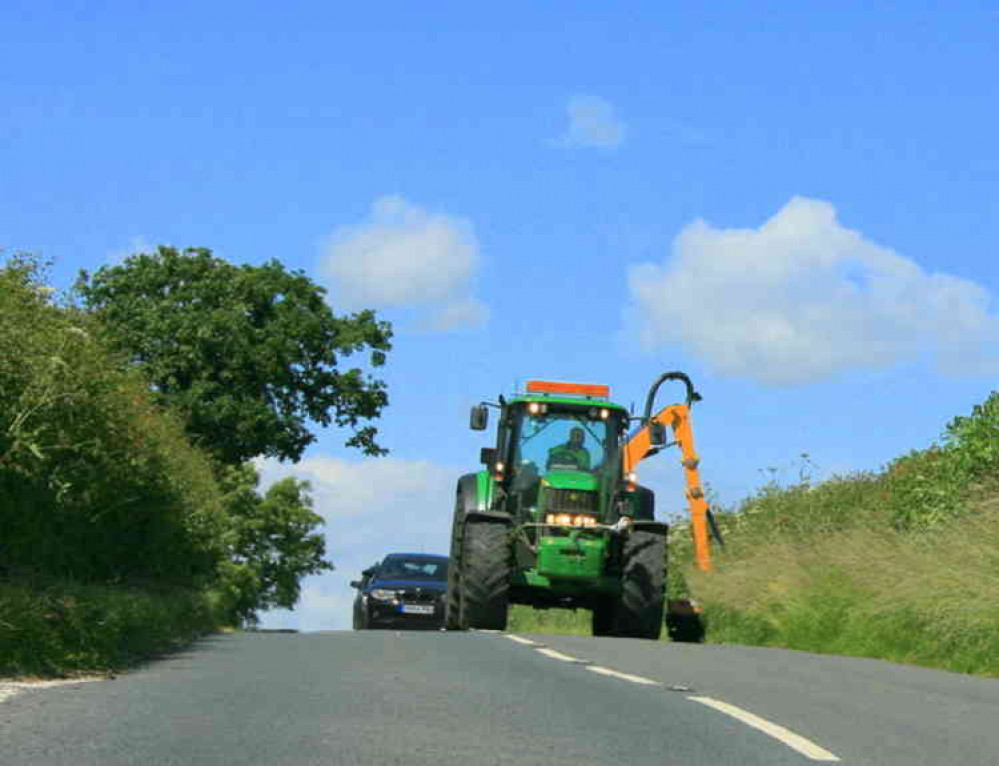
[526,380,611,398]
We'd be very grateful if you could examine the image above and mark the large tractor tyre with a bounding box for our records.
[444,560,462,630]
[444,508,464,630]
[612,529,666,639]
[459,519,511,631]
[591,598,615,637]
[445,476,479,630]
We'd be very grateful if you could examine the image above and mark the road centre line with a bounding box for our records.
[688,696,841,762]
[535,647,589,663]
[586,665,661,686]
[504,634,542,647]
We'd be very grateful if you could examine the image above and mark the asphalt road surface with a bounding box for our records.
[3,630,998,765]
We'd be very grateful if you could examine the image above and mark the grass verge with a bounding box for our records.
[0,580,225,678]
[508,604,590,635]
[683,486,999,677]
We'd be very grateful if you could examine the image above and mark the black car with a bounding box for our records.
[350,553,449,630]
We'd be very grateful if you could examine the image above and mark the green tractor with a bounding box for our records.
[445,374,713,640]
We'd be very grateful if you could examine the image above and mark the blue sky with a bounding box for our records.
[4,2,998,629]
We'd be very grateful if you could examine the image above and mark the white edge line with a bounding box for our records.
[688,696,840,762]
[505,634,541,647]
[0,677,103,705]
[535,647,587,663]
[586,665,660,686]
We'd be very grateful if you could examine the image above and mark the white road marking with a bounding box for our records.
[505,634,542,647]
[535,647,588,663]
[689,696,840,762]
[0,677,104,705]
[586,665,661,686]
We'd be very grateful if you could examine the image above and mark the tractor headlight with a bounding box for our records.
[545,513,598,528]
[369,589,399,602]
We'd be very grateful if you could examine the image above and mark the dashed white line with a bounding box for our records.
[535,647,588,663]
[504,634,542,647]
[689,696,840,762]
[586,665,661,686]
[502,635,841,762]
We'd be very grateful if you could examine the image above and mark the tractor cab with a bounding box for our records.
[473,381,629,525]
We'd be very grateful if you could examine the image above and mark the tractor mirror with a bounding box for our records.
[480,447,497,466]
[470,404,489,430]
[649,421,667,447]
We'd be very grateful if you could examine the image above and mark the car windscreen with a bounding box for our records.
[377,558,448,581]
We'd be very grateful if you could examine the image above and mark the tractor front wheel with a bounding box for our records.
[444,506,464,630]
[612,528,666,639]
[458,519,510,631]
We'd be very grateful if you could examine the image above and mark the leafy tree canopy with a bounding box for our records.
[77,247,392,465]
[218,463,333,624]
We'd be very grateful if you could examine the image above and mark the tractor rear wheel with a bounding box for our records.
[591,598,615,637]
[458,519,510,631]
[612,528,666,639]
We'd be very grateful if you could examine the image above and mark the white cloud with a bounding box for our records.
[254,455,457,631]
[557,94,626,150]
[626,196,999,384]
[319,196,487,330]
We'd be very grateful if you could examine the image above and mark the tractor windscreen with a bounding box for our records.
[511,407,618,478]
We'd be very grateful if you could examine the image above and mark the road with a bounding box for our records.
[2,630,998,765]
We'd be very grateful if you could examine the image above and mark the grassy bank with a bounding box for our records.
[0,581,225,678]
[687,507,999,676]
[676,392,999,677]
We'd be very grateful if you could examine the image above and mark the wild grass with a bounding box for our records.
[675,391,999,677]
[507,604,591,635]
[0,580,224,678]
[687,508,999,676]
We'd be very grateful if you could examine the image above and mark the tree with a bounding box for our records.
[217,463,333,625]
[76,247,392,466]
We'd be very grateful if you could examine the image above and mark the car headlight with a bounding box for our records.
[369,589,399,602]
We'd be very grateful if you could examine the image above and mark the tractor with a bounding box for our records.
[445,372,715,640]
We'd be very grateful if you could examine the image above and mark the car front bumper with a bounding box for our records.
[367,600,445,628]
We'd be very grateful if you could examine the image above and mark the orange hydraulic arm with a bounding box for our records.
[623,375,713,572]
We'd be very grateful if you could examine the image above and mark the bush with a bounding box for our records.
[0,255,227,586]
[0,580,223,677]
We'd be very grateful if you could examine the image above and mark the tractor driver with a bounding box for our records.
[546,427,591,471]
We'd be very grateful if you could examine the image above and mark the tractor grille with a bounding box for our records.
[546,488,599,514]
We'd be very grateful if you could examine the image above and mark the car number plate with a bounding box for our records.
[401,604,434,615]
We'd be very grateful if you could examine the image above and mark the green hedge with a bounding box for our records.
[0,581,224,677]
